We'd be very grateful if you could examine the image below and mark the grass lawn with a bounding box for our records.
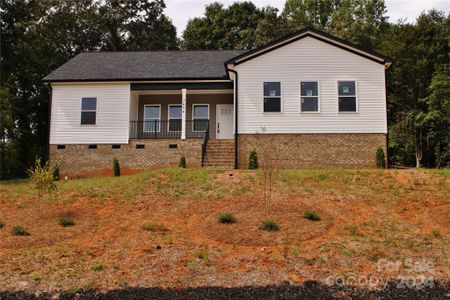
[0,168,448,293]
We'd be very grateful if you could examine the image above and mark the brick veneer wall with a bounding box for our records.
[49,139,203,177]
[238,133,387,169]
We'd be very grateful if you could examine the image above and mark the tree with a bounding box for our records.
[0,0,177,179]
[282,0,389,49]
[182,2,284,50]
[417,64,450,168]
[382,10,449,167]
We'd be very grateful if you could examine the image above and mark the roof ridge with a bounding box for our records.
[80,49,248,54]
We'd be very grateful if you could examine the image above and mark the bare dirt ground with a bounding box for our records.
[0,168,448,297]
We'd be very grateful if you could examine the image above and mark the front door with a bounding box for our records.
[216,104,234,139]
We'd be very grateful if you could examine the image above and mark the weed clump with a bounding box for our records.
[58,217,75,227]
[0,221,4,229]
[304,210,320,221]
[28,158,58,197]
[11,226,30,236]
[218,212,236,224]
[142,224,169,232]
[260,220,279,231]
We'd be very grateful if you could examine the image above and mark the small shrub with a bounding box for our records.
[0,221,4,229]
[248,150,258,170]
[218,212,236,224]
[53,163,60,181]
[58,217,75,227]
[142,224,169,232]
[178,156,186,168]
[197,246,210,264]
[91,263,104,272]
[11,226,30,236]
[28,158,57,197]
[432,230,441,238]
[113,158,120,177]
[304,210,320,221]
[260,220,279,231]
[375,147,386,169]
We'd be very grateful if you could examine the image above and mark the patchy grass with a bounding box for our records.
[217,212,236,224]
[0,168,448,292]
[303,210,320,221]
[260,220,279,231]
[58,217,75,227]
[11,226,30,236]
[142,224,169,232]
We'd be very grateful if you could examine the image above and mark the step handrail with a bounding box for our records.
[201,122,210,167]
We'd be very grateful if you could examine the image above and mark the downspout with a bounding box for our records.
[228,69,239,169]
[384,65,390,169]
[47,84,52,164]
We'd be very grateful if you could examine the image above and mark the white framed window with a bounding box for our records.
[263,82,281,112]
[301,81,319,112]
[192,104,209,132]
[338,81,358,112]
[168,104,182,132]
[81,97,97,125]
[143,104,160,132]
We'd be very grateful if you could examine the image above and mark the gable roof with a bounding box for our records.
[44,50,247,82]
[225,28,392,67]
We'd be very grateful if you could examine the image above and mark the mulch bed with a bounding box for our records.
[1,281,448,300]
[199,198,333,246]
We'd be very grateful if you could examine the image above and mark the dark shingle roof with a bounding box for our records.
[44,50,247,82]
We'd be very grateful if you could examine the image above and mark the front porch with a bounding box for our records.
[129,83,235,141]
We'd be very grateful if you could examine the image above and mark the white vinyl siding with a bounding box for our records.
[235,36,387,134]
[50,83,130,144]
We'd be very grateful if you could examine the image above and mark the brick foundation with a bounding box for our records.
[49,139,203,178]
[238,133,387,169]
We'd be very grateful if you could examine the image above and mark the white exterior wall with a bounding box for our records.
[50,83,130,144]
[235,36,387,134]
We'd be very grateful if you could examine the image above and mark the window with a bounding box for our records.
[81,97,97,125]
[263,82,281,112]
[192,104,209,132]
[301,82,319,112]
[143,105,160,132]
[338,81,357,112]
[168,105,182,132]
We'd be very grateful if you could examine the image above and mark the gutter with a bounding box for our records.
[227,68,239,169]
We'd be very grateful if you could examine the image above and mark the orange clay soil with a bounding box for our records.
[199,198,332,246]
[0,169,448,292]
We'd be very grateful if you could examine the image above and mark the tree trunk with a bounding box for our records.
[415,129,423,168]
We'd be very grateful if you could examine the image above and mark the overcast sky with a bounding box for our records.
[165,0,450,36]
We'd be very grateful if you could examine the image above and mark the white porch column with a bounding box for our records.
[181,88,187,139]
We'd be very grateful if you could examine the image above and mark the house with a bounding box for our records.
[44,28,392,177]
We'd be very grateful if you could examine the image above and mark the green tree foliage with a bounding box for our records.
[282,0,389,49]
[381,11,449,167]
[417,64,450,168]
[182,2,286,49]
[0,0,177,179]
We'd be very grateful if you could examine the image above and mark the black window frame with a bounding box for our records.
[168,104,182,132]
[192,104,209,132]
[263,82,281,112]
[300,81,319,112]
[81,97,97,125]
[338,81,358,112]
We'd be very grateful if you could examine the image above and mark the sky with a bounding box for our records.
[164,0,450,36]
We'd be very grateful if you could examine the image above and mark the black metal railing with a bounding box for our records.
[201,122,210,167]
[130,120,209,139]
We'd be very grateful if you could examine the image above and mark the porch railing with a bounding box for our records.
[129,120,209,139]
[201,122,210,167]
